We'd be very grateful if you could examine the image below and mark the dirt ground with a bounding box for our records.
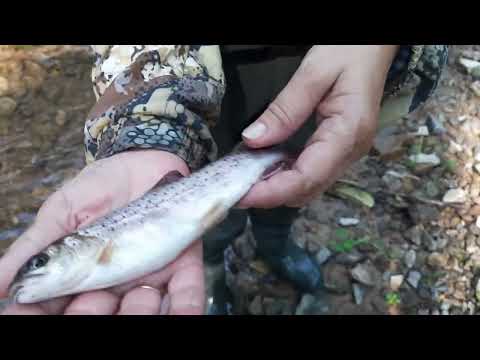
[1,45,480,315]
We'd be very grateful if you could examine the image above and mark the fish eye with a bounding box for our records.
[28,253,50,270]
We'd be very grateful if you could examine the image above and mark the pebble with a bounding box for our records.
[458,57,480,73]
[409,153,441,166]
[350,262,380,287]
[0,76,9,96]
[476,279,480,302]
[324,263,351,294]
[471,81,480,97]
[390,274,404,291]
[338,217,359,227]
[315,247,332,266]
[415,126,429,136]
[404,249,416,269]
[352,284,364,305]
[0,96,17,116]
[426,114,446,135]
[248,295,263,315]
[442,188,467,203]
[55,110,67,126]
[405,226,422,246]
[295,294,316,315]
[440,302,450,315]
[427,252,448,268]
[335,249,365,265]
[407,271,422,289]
[418,308,429,315]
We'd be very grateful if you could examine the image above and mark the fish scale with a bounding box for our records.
[9,146,287,304]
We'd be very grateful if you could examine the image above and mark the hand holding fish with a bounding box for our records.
[239,45,399,208]
[0,150,205,315]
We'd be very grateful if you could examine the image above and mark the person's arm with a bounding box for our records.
[85,45,225,170]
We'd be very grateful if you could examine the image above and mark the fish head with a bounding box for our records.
[9,234,104,304]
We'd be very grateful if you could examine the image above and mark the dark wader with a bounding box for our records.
[203,46,323,314]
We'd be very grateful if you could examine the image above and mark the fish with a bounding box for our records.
[9,146,288,304]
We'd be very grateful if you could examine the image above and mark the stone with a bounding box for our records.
[352,284,364,305]
[458,57,480,73]
[409,153,441,166]
[427,252,448,268]
[476,279,480,302]
[418,308,429,315]
[407,271,422,289]
[336,250,365,265]
[390,274,404,291]
[0,76,9,96]
[408,204,440,225]
[248,295,263,315]
[442,188,467,204]
[315,247,332,266]
[0,97,17,116]
[415,126,429,136]
[471,81,480,97]
[404,249,416,269]
[338,217,359,227]
[405,226,422,246]
[295,294,315,315]
[324,263,351,294]
[426,114,446,135]
[350,262,381,287]
[55,110,67,126]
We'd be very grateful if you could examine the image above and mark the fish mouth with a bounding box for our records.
[8,283,24,304]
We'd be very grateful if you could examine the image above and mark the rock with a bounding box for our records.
[263,297,292,315]
[408,204,440,225]
[417,308,429,315]
[390,274,404,291]
[338,217,359,227]
[404,249,416,269]
[476,279,480,302]
[472,66,480,79]
[295,293,330,315]
[442,188,467,204]
[409,153,441,166]
[0,96,17,116]
[440,302,450,315]
[55,110,67,126]
[471,81,480,97]
[405,225,423,246]
[475,163,480,174]
[459,57,480,73]
[336,249,365,265]
[0,76,9,96]
[324,263,351,294]
[305,240,321,254]
[406,271,422,289]
[427,252,448,268]
[248,295,263,315]
[426,114,446,135]
[350,262,381,287]
[424,181,440,198]
[415,126,429,136]
[352,284,364,305]
[373,133,408,158]
[295,294,315,315]
[315,247,332,266]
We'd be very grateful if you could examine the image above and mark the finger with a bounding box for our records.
[242,56,340,147]
[64,291,120,315]
[168,262,205,315]
[39,296,73,314]
[117,287,163,315]
[1,303,48,315]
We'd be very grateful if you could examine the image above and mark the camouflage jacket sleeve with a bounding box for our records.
[84,45,225,170]
[84,45,448,170]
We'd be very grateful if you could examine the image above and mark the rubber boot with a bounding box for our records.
[250,207,323,293]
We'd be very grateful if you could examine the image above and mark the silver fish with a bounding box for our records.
[9,147,287,304]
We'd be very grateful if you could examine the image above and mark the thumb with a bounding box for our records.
[241,60,340,148]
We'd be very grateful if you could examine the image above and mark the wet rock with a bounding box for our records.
[336,249,365,265]
[352,284,364,305]
[338,217,359,227]
[350,262,381,287]
[390,274,404,291]
[409,153,441,167]
[406,271,422,289]
[315,247,332,266]
[404,249,416,269]
[0,97,17,116]
[427,252,448,268]
[442,188,467,204]
[324,263,351,294]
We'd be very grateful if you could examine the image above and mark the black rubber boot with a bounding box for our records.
[250,207,323,293]
[203,209,248,315]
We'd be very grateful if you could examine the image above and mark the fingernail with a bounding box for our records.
[242,122,266,140]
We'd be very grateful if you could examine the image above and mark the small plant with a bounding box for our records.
[442,158,457,173]
[385,292,401,306]
[329,229,370,253]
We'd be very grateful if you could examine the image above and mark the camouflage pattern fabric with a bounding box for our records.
[84,45,449,170]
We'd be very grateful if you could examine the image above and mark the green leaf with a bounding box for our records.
[334,228,351,242]
[333,185,375,208]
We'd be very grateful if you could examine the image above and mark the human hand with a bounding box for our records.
[0,150,205,315]
[238,45,399,208]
